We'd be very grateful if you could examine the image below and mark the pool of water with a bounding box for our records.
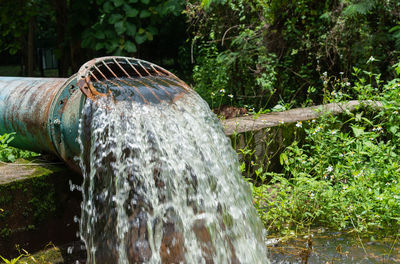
[267,229,400,263]
[31,229,400,263]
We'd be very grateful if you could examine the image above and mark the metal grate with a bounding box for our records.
[77,56,190,103]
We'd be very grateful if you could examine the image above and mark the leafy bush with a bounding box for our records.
[82,0,185,55]
[189,0,278,108]
[251,62,400,236]
[0,133,38,162]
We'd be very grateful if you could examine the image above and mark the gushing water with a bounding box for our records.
[78,90,268,263]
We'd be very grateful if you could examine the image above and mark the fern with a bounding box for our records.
[342,0,377,17]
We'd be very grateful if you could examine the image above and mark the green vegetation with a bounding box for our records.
[236,62,400,237]
[189,0,400,109]
[0,245,60,264]
[186,0,400,238]
[0,255,22,264]
[0,133,38,163]
[0,0,188,77]
[81,0,185,55]
[0,160,67,227]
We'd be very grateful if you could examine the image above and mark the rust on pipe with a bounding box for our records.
[0,77,67,153]
[0,76,84,171]
[0,56,192,171]
[77,56,191,104]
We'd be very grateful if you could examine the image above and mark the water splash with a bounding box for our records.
[78,90,268,263]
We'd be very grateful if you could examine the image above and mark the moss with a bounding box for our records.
[0,195,11,205]
[0,159,75,231]
[28,178,57,223]
[19,246,64,264]
[0,158,82,259]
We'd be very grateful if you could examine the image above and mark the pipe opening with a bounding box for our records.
[77,56,189,104]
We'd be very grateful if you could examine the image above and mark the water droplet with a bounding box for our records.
[67,246,73,254]
[73,215,79,223]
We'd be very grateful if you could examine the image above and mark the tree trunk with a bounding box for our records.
[27,17,35,76]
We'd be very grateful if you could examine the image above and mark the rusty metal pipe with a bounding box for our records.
[0,75,85,170]
[0,57,190,171]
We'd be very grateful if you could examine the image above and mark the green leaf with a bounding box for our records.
[361,117,373,126]
[114,47,123,56]
[201,0,212,9]
[280,153,288,165]
[0,255,22,264]
[5,133,14,144]
[81,37,91,48]
[139,10,151,18]
[95,42,104,50]
[135,34,147,44]
[106,41,119,53]
[146,26,158,35]
[9,48,17,55]
[141,0,150,4]
[114,21,126,35]
[113,0,124,7]
[7,154,15,163]
[145,31,153,41]
[0,134,8,144]
[393,62,400,75]
[388,25,400,33]
[0,255,9,264]
[355,113,362,122]
[389,125,398,134]
[103,1,114,13]
[94,31,105,39]
[125,6,139,17]
[319,11,330,20]
[104,29,115,38]
[128,0,138,2]
[240,162,246,173]
[124,40,137,53]
[126,22,137,36]
[109,14,123,24]
[352,126,365,137]
[364,141,375,149]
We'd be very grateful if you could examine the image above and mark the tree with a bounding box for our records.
[81,0,185,56]
[188,0,400,108]
[0,0,40,76]
[0,0,187,77]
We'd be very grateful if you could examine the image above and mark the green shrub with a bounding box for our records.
[0,133,38,162]
[248,62,400,237]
